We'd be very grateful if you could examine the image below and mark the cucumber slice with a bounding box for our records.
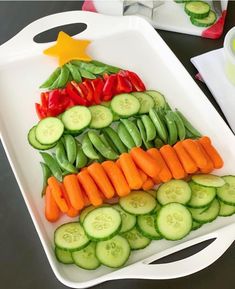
[187,181,216,208]
[28,126,57,150]
[192,174,225,188]
[62,106,91,132]
[113,204,136,233]
[111,93,140,117]
[122,227,151,250]
[89,105,113,129]
[119,191,157,215]
[189,199,220,223]
[83,207,121,241]
[145,90,166,109]
[157,180,191,205]
[192,220,202,230]
[137,214,162,240]
[191,10,217,27]
[55,247,74,264]
[72,242,100,270]
[96,235,130,268]
[157,203,192,240]
[35,117,64,145]
[54,222,90,251]
[218,200,235,217]
[79,205,95,224]
[131,92,154,114]
[185,1,210,19]
[217,176,235,205]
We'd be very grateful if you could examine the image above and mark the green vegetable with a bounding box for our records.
[79,68,96,79]
[149,108,168,143]
[136,119,154,149]
[171,111,186,141]
[82,133,100,160]
[103,127,127,154]
[75,143,88,169]
[53,66,70,89]
[66,63,82,82]
[64,134,77,164]
[40,67,61,89]
[55,141,77,173]
[176,110,201,138]
[165,111,178,145]
[40,152,63,182]
[120,118,142,147]
[40,162,52,197]
[141,115,156,142]
[90,60,121,74]
[117,122,136,150]
[154,138,164,149]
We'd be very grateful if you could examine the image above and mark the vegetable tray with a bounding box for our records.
[0,11,235,288]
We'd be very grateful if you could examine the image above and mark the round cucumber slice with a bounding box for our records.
[192,220,202,230]
[131,92,154,114]
[185,1,210,19]
[111,93,140,117]
[55,247,73,264]
[189,199,220,223]
[145,90,166,109]
[113,204,136,233]
[190,10,217,27]
[122,227,151,250]
[96,235,130,268]
[218,200,235,217]
[217,175,235,205]
[89,105,113,129]
[137,214,162,240]
[79,205,95,224]
[192,174,225,188]
[28,126,57,150]
[62,106,91,131]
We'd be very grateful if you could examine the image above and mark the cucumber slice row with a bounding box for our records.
[190,10,217,27]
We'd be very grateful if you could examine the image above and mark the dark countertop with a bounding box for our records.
[0,1,234,289]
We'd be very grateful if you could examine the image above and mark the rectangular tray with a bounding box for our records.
[0,11,235,288]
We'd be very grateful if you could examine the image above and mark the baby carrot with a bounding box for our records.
[77,170,103,206]
[199,136,224,169]
[138,169,148,183]
[196,142,214,173]
[87,163,115,199]
[147,148,172,182]
[119,153,143,190]
[130,147,161,179]
[182,139,208,169]
[47,176,68,213]
[45,186,60,222]
[142,177,155,191]
[102,160,130,196]
[63,174,85,210]
[173,141,198,174]
[60,184,79,218]
[160,145,186,179]
[80,185,91,207]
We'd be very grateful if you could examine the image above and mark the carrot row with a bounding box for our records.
[44,136,223,222]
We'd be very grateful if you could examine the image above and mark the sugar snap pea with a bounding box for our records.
[66,63,82,82]
[82,133,100,160]
[176,110,201,138]
[56,66,70,88]
[40,67,61,88]
[117,122,135,150]
[40,152,62,182]
[141,115,156,142]
[99,133,119,154]
[171,111,186,141]
[63,135,77,164]
[103,127,127,154]
[90,60,121,74]
[55,141,77,173]
[154,138,164,149]
[40,162,52,197]
[136,119,154,150]
[120,119,142,147]
[88,131,118,160]
[79,62,107,74]
[75,142,88,169]
[149,108,168,143]
[79,68,96,79]
[165,111,178,145]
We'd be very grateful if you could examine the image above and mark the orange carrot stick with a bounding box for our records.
[87,163,115,199]
[147,148,172,182]
[130,147,161,179]
[160,145,186,179]
[47,176,68,213]
[199,136,224,169]
[80,186,91,207]
[77,170,103,206]
[173,141,198,174]
[102,160,130,196]
[139,169,148,183]
[60,184,79,218]
[142,177,155,191]
[196,142,214,173]
[119,153,143,190]
[45,186,60,222]
[182,139,208,169]
[63,174,85,210]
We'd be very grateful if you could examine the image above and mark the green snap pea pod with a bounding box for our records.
[185,128,197,139]
[154,138,164,149]
[40,152,63,182]
[62,171,71,177]
[99,133,119,154]
[55,142,77,173]
[40,162,52,197]
[40,67,61,88]
[88,131,118,160]
[66,63,82,82]
[90,60,121,74]
[82,133,100,160]
[64,134,77,164]
[170,111,186,141]
[164,102,172,112]
[103,127,127,154]
[79,62,107,74]
[136,119,154,150]
[57,66,70,88]
[117,122,135,150]
[79,68,96,79]
[141,115,156,142]
[165,112,178,145]
[176,110,201,138]
[149,108,168,143]
[120,119,142,147]
[75,142,88,169]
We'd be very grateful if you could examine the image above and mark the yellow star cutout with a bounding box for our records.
[43,31,92,66]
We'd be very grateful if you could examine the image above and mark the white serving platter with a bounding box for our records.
[0,11,234,288]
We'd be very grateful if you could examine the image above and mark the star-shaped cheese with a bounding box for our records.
[43,31,92,66]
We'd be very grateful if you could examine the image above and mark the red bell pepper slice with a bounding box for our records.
[83,80,94,104]
[103,73,109,81]
[115,73,132,94]
[102,74,117,101]
[66,82,88,106]
[35,103,47,119]
[90,78,104,104]
[40,92,49,111]
[123,70,146,91]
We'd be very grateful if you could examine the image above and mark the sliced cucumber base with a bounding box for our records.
[113,204,136,233]
[157,203,192,240]
[192,174,225,188]
[62,106,91,131]
[79,205,95,224]
[191,10,217,27]
[218,200,235,217]
[111,93,140,117]
[145,90,166,109]
[185,1,210,19]
[122,227,151,250]
[137,214,162,240]
[96,235,130,268]
[55,247,74,264]
[217,176,235,205]
[28,126,57,150]
[89,105,113,129]
[131,92,154,114]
